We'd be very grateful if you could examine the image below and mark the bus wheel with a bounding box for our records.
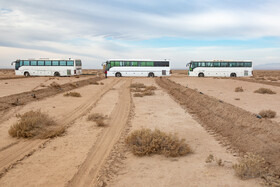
[148,73,154,77]
[115,72,121,77]
[230,73,236,77]
[198,73,204,77]
[54,72,60,77]
[24,72,30,77]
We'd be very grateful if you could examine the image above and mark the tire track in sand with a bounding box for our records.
[67,79,132,187]
[0,79,120,178]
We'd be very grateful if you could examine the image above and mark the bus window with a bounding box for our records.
[146,62,154,66]
[52,61,59,66]
[115,61,120,66]
[124,61,129,66]
[198,62,206,67]
[221,62,228,67]
[67,60,74,66]
[60,61,66,66]
[237,62,244,67]
[75,60,82,66]
[24,60,30,66]
[20,60,23,66]
[45,60,52,66]
[206,62,213,67]
[229,62,237,67]
[38,61,44,66]
[244,62,252,67]
[141,62,146,66]
[213,62,220,67]
[15,61,20,70]
[31,61,37,66]
[131,61,138,66]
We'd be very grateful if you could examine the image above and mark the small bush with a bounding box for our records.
[235,87,244,92]
[142,90,155,96]
[259,110,276,118]
[254,88,276,94]
[125,128,192,157]
[233,153,267,179]
[87,113,107,127]
[144,86,157,91]
[40,83,46,87]
[69,82,78,88]
[100,82,104,85]
[130,83,146,89]
[133,93,143,97]
[63,92,81,97]
[49,82,61,89]
[9,110,64,139]
[89,81,99,85]
[205,154,224,166]
[235,98,240,100]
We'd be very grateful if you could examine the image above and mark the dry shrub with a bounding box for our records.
[9,110,65,139]
[205,154,224,166]
[63,92,81,97]
[235,87,244,92]
[69,82,78,88]
[144,86,157,91]
[125,128,192,157]
[87,113,107,127]
[254,88,276,94]
[233,153,267,179]
[90,81,99,85]
[40,83,46,87]
[142,90,155,96]
[49,81,61,89]
[259,110,276,118]
[235,98,240,100]
[100,82,104,85]
[133,93,143,97]
[267,77,277,81]
[131,87,143,92]
[130,83,146,89]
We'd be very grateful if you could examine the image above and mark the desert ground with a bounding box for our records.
[0,70,279,186]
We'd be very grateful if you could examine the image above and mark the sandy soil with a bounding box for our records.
[170,76,280,122]
[0,76,276,186]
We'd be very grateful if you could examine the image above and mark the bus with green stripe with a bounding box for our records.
[104,59,170,77]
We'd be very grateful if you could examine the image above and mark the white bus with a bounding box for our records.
[11,59,82,77]
[187,60,253,77]
[104,60,170,77]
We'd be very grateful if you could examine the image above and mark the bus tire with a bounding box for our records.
[230,73,236,77]
[54,72,60,77]
[115,72,122,77]
[198,73,204,77]
[24,72,30,77]
[148,73,154,77]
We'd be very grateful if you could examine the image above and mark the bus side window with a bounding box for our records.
[146,62,154,66]
[67,61,74,66]
[20,60,23,66]
[115,61,120,66]
[38,61,44,66]
[24,60,30,66]
[60,61,66,66]
[52,61,59,66]
[131,62,138,66]
[213,62,220,67]
[141,62,146,66]
[31,61,37,66]
[221,62,228,67]
[45,60,52,66]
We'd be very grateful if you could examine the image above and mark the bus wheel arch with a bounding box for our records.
[24,71,30,77]
[115,72,122,77]
[148,72,155,77]
[54,72,60,77]
[198,72,204,77]
[230,73,236,77]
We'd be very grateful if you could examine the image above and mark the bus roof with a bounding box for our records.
[107,59,169,62]
[190,60,252,63]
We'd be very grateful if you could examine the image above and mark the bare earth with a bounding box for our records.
[0,71,279,186]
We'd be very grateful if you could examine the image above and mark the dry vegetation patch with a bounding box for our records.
[9,110,65,139]
[259,110,276,118]
[254,88,276,94]
[87,113,108,127]
[49,81,61,89]
[63,92,81,97]
[125,128,192,157]
[235,87,244,92]
[233,153,267,179]
[131,83,156,97]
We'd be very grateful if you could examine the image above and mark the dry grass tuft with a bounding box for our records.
[87,113,108,127]
[89,81,99,85]
[259,110,276,118]
[133,93,144,97]
[69,82,78,88]
[130,83,146,89]
[233,153,267,179]
[40,83,46,87]
[9,110,65,139]
[235,98,240,100]
[125,128,192,157]
[235,87,244,92]
[205,154,224,166]
[254,88,276,94]
[63,92,81,97]
[49,81,61,89]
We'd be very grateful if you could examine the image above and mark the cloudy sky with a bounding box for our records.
[0,0,280,69]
